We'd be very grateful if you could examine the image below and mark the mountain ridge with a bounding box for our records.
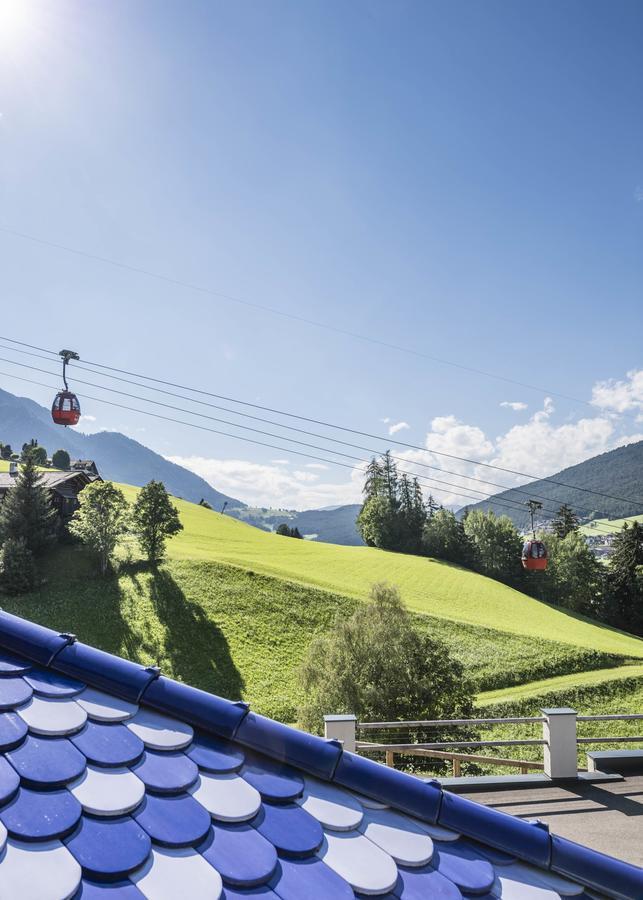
[458,439,643,529]
[0,387,245,509]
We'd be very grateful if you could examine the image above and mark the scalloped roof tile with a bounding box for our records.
[0,610,640,900]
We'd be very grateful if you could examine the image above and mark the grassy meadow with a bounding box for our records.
[1,466,642,743]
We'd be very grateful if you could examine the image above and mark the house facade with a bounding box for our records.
[0,467,101,524]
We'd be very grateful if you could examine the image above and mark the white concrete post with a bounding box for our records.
[542,707,578,779]
[324,714,357,752]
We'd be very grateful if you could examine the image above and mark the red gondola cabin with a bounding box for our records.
[521,539,548,571]
[51,391,81,427]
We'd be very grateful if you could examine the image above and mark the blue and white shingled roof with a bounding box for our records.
[0,611,640,900]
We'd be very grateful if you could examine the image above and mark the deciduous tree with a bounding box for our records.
[298,583,474,733]
[69,481,130,575]
[132,481,183,565]
[52,449,71,470]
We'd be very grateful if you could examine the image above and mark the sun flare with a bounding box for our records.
[0,0,35,52]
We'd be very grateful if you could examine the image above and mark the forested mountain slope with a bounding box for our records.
[459,440,643,530]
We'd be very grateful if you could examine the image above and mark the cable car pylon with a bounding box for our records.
[521,499,548,571]
[51,350,81,427]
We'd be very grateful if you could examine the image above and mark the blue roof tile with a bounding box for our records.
[199,822,278,887]
[7,734,86,788]
[132,792,211,848]
[24,667,85,698]
[70,722,144,768]
[241,752,304,802]
[0,711,28,751]
[430,839,495,893]
[185,731,245,773]
[0,786,82,841]
[393,865,463,899]
[0,650,32,676]
[0,755,20,803]
[75,878,146,897]
[269,856,355,900]
[252,801,323,858]
[65,815,152,880]
[0,610,640,900]
[221,886,278,899]
[130,748,198,793]
[0,676,32,710]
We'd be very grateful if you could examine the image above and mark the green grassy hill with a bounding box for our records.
[119,489,643,659]
[2,467,642,725]
[580,513,643,535]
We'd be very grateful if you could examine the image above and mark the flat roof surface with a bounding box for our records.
[460,775,643,867]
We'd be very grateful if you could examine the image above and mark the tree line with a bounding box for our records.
[0,450,183,593]
[1,439,72,470]
[357,452,643,636]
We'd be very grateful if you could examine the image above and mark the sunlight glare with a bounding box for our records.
[0,0,35,52]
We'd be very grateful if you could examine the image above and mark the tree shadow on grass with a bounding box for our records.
[147,567,245,703]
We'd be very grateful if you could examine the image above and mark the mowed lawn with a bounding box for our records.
[115,488,643,660]
[580,513,643,535]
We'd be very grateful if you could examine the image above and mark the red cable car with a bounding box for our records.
[52,350,81,427]
[522,539,548,571]
[521,499,548,571]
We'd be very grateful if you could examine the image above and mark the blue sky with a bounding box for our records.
[0,0,641,508]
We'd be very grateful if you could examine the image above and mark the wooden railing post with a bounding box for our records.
[385,750,395,768]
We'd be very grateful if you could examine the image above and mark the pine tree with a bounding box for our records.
[132,481,183,565]
[0,538,36,595]
[0,451,57,555]
[551,504,580,539]
[362,457,385,500]
[381,450,399,502]
[604,522,643,633]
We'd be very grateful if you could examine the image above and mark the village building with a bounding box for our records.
[0,463,101,524]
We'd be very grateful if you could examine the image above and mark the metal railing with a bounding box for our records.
[324,709,643,780]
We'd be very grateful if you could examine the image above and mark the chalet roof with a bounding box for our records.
[0,611,639,899]
[0,470,96,495]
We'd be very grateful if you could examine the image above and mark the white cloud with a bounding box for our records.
[380,417,391,424]
[79,414,96,423]
[169,369,643,511]
[388,421,410,436]
[500,401,528,412]
[167,456,364,509]
[392,395,642,509]
[591,369,643,415]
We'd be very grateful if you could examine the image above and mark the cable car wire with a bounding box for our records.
[1,333,640,509]
[0,342,616,519]
[0,361,626,535]
[0,367,543,513]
